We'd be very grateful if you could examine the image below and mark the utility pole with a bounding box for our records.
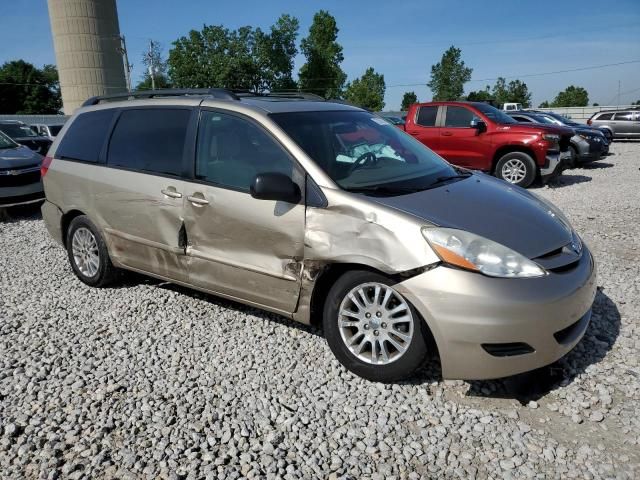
[617,80,621,106]
[117,34,132,92]
[147,40,156,90]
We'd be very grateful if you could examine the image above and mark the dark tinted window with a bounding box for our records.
[56,110,115,162]
[445,106,477,127]
[416,106,437,127]
[512,115,532,122]
[108,108,190,176]
[596,113,613,120]
[614,112,633,121]
[196,111,293,191]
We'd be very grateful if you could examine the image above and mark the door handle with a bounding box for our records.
[187,195,209,206]
[161,188,182,199]
[442,131,453,136]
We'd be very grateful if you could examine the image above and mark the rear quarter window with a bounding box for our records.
[595,113,613,120]
[107,108,191,177]
[56,109,115,162]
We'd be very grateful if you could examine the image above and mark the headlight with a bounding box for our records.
[542,134,560,142]
[422,227,546,278]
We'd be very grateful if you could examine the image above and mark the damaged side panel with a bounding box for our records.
[293,188,440,324]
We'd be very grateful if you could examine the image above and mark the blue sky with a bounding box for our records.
[2,0,639,110]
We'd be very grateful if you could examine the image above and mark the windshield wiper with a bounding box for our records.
[427,171,472,188]
[345,185,423,196]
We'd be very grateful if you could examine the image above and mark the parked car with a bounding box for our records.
[0,130,45,208]
[587,109,640,139]
[41,89,596,382]
[31,123,65,140]
[381,115,406,130]
[508,111,608,167]
[531,110,613,144]
[502,103,523,112]
[0,120,52,155]
[405,101,574,188]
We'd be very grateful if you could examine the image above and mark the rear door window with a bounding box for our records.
[55,109,116,163]
[444,106,476,127]
[595,113,613,120]
[613,112,633,121]
[416,106,438,127]
[107,108,191,177]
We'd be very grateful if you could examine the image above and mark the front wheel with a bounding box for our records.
[495,152,537,188]
[323,271,429,382]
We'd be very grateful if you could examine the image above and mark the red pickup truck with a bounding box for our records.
[405,101,574,188]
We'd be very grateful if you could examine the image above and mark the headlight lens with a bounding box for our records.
[542,134,560,142]
[422,227,546,278]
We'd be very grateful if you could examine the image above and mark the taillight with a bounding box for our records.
[41,156,53,177]
[587,119,592,125]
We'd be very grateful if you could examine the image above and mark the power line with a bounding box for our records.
[385,59,640,88]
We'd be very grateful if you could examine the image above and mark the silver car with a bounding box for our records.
[588,109,640,139]
[41,89,597,382]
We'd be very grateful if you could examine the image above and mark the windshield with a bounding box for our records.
[543,111,578,126]
[271,110,459,195]
[527,114,556,125]
[0,123,37,138]
[0,131,18,149]
[472,103,517,124]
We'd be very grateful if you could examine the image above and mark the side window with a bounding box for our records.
[107,108,191,176]
[416,106,438,127]
[444,106,476,127]
[195,111,294,192]
[56,109,116,163]
[513,116,531,122]
[595,113,612,120]
[614,112,633,121]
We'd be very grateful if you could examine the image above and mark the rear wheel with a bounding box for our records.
[66,215,117,287]
[495,152,537,188]
[323,270,429,382]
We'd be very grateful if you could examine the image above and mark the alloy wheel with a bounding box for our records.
[71,227,100,277]
[501,159,527,184]
[338,282,414,365]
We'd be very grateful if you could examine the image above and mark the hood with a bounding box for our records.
[496,123,574,137]
[371,173,572,259]
[573,126,604,136]
[0,145,43,168]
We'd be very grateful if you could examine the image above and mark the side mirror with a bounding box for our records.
[250,172,301,203]
[470,118,487,133]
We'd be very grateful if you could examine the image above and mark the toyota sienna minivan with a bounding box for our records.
[41,89,597,382]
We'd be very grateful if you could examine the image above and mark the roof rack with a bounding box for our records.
[232,90,326,101]
[82,88,239,107]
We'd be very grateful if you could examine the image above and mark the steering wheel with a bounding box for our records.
[347,151,378,175]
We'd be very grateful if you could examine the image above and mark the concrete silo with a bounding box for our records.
[47,0,128,113]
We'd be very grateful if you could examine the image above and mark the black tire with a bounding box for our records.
[323,270,430,382]
[66,215,117,287]
[567,145,578,168]
[495,152,537,188]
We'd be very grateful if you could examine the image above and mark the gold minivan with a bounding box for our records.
[41,89,596,382]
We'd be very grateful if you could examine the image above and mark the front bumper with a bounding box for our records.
[395,246,597,380]
[540,152,566,182]
[0,181,45,207]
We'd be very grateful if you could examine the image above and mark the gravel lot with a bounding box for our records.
[1,142,639,479]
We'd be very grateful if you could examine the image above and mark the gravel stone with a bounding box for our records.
[1,142,639,478]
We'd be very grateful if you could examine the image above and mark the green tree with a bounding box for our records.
[466,85,494,102]
[400,91,418,111]
[538,100,550,108]
[344,67,385,111]
[136,40,172,90]
[491,77,531,107]
[593,102,600,106]
[298,10,347,98]
[0,60,61,114]
[551,85,589,107]
[168,14,299,92]
[427,46,472,101]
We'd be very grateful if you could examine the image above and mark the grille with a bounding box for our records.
[559,136,571,152]
[0,170,41,188]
